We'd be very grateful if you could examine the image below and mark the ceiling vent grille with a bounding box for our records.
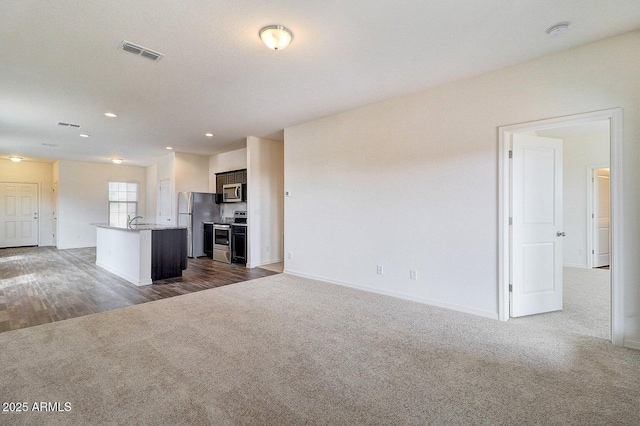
[118,40,164,62]
[57,122,80,128]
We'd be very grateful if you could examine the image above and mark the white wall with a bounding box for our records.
[156,153,175,225]
[175,152,210,194]
[57,160,147,249]
[247,137,284,267]
[284,31,640,343]
[0,159,55,246]
[538,123,610,268]
[145,164,158,221]
[53,161,59,246]
[208,148,248,192]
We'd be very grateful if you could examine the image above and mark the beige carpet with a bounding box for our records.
[511,267,611,339]
[1,272,638,425]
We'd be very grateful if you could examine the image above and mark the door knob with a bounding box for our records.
[556,231,566,237]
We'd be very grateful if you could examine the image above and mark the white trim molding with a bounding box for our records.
[623,339,640,351]
[284,269,500,320]
[498,108,624,346]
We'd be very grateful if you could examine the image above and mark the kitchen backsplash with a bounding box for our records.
[220,202,247,221]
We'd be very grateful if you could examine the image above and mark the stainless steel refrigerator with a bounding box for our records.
[178,192,219,258]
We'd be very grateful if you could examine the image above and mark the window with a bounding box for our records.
[109,182,139,227]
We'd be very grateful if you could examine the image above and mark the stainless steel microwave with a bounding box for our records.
[222,183,244,202]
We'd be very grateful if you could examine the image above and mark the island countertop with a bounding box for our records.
[93,223,187,231]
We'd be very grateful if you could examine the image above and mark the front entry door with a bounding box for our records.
[0,183,38,248]
[511,135,564,317]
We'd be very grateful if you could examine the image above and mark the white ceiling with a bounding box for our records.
[2,0,640,167]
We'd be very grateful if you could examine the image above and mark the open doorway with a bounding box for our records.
[498,109,623,345]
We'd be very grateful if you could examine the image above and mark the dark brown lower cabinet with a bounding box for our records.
[231,225,247,265]
[151,228,188,281]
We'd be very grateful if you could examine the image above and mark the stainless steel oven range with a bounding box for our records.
[213,223,231,263]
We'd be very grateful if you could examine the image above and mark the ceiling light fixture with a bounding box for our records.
[111,158,123,164]
[205,133,213,137]
[9,156,23,163]
[546,22,569,37]
[259,25,293,50]
[104,112,118,118]
[166,146,173,150]
[79,133,90,138]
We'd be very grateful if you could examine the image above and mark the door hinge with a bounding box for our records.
[592,213,595,218]
[508,150,513,159]
[508,217,513,225]
[592,250,595,254]
[509,284,513,292]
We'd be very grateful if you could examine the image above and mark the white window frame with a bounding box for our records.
[108,181,139,227]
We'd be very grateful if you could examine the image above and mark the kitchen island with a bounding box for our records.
[95,224,188,286]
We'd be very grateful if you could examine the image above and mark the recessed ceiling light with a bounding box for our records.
[79,133,90,138]
[104,112,118,118]
[546,22,569,37]
[111,158,123,164]
[9,156,23,163]
[166,146,173,150]
[259,25,293,50]
[205,133,213,137]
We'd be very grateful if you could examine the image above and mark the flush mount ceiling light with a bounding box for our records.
[546,22,569,37]
[259,25,293,50]
[205,133,213,137]
[79,133,90,138]
[9,156,23,162]
[111,158,123,164]
[166,146,173,150]
[104,112,118,118]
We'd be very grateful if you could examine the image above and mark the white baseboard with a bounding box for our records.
[248,258,284,269]
[96,261,152,286]
[623,339,640,351]
[284,269,499,320]
[563,263,587,269]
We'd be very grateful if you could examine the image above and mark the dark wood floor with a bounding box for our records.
[0,246,278,333]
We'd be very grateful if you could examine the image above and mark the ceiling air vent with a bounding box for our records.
[57,122,80,128]
[118,40,164,62]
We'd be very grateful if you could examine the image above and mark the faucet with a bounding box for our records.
[128,215,143,228]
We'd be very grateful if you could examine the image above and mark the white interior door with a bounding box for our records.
[0,183,38,248]
[511,135,563,317]
[593,168,610,267]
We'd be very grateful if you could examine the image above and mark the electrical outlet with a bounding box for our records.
[266,245,270,252]
[410,269,418,280]
[377,265,383,275]
[287,252,292,259]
